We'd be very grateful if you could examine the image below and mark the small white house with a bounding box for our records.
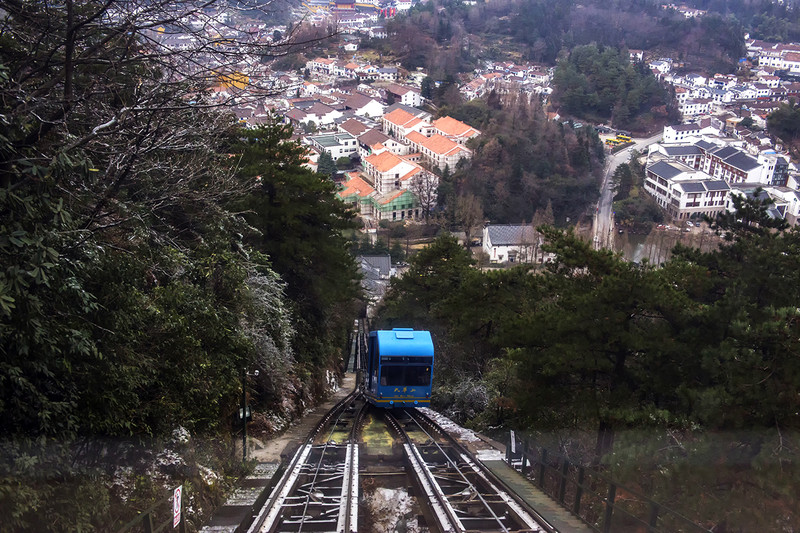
[482,224,541,264]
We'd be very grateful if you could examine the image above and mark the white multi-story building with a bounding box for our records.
[405,131,472,171]
[306,132,358,160]
[644,160,731,220]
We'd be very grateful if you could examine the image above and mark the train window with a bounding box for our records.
[380,366,405,386]
[379,365,431,387]
[409,366,431,386]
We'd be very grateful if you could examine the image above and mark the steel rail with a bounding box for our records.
[248,389,362,533]
[412,408,558,533]
[384,410,463,533]
[401,409,513,533]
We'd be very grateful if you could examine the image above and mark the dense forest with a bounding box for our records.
[376,198,800,529]
[551,44,679,131]
[436,94,606,226]
[690,0,800,42]
[382,0,746,77]
[0,2,359,530]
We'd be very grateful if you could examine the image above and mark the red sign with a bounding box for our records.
[173,485,182,528]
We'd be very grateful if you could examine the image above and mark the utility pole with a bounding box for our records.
[242,367,247,463]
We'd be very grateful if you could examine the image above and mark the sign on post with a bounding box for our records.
[173,485,182,528]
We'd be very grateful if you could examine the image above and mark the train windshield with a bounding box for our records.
[380,365,431,387]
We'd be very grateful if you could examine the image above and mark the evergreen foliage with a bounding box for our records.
[552,45,677,130]
[388,0,745,77]
[0,3,358,529]
[227,124,360,371]
[317,150,337,177]
[375,195,800,528]
[767,101,800,150]
[444,96,604,224]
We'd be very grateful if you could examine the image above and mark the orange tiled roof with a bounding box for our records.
[379,189,408,204]
[421,134,464,156]
[365,151,403,173]
[339,174,375,198]
[405,130,427,144]
[400,167,423,181]
[383,108,417,127]
[433,116,479,137]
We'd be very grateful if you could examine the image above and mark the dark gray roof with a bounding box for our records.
[711,145,739,159]
[703,180,730,191]
[648,161,684,180]
[664,145,702,156]
[672,123,700,131]
[358,255,391,277]
[678,182,706,193]
[486,225,537,246]
[695,140,716,151]
[724,151,760,172]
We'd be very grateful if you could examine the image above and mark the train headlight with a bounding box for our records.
[414,400,418,405]
[389,400,394,405]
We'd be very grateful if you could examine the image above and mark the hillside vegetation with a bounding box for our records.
[376,197,800,530]
[552,44,679,131]
[0,2,358,530]
[383,0,746,77]
[438,95,605,227]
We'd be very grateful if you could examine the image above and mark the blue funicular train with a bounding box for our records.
[364,328,434,408]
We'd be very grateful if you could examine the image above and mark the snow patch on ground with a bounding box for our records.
[364,487,424,533]
[418,407,480,442]
[476,448,505,461]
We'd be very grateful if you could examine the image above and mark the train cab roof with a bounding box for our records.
[371,329,433,357]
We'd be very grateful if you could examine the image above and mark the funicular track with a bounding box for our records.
[385,408,555,533]
[249,390,365,533]
[247,317,558,532]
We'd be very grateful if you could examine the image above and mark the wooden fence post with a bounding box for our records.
[558,459,570,504]
[573,466,585,516]
[648,502,660,532]
[538,448,547,488]
[143,514,153,533]
[602,483,617,533]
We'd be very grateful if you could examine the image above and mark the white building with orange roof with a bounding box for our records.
[306,57,336,75]
[337,168,432,222]
[363,150,434,194]
[460,78,486,100]
[381,108,434,139]
[432,116,481,145]
[338,172,377,217]
[405,132,472,171]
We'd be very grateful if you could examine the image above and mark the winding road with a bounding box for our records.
[592,133,662,250]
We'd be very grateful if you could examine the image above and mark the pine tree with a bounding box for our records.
[317,150,337,177]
